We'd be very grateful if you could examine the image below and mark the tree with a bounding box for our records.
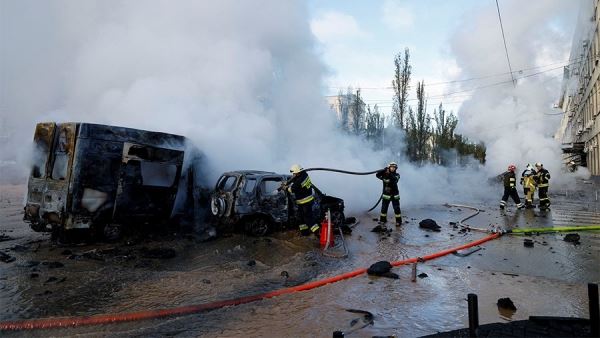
[392,48,411,130]
[432,103,458,165]
[406,81,431,164]
[336,88,351,132]
[349,88,365,135]
[365,104,385,149]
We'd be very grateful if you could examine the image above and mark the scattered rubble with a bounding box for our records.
[497,297,517,311]
[419,219,441,232]
[524,239,534,248]
[0,234,14,242]
[42,261,64,268]
[367,261,398,279]
[563,233,580,244]
[0,252,16,263]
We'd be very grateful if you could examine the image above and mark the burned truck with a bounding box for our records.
[23,122,206,240]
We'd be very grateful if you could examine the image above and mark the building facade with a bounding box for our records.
[556,0,600,175]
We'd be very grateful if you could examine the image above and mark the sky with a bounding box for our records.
[308,0,579,125]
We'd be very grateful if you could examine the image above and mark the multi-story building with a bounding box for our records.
[556,0,599,175]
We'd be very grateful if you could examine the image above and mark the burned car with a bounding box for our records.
[23,122,206,241]
[209,170,345,236]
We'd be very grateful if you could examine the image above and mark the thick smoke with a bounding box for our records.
[449,0,584,186]
[0,1,583,214]
[0,0,390,210]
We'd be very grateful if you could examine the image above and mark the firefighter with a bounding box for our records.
[534,162,551,210]
[376,162,402,226]
[520,164,537,208]
[500,164,524,210]
[286,164,320,236]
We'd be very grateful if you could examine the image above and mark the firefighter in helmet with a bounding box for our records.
[286,164,320,236]
[501,164,524,210]
[376,162,402,226]
[534,162,551,210]
[520,164,537,208]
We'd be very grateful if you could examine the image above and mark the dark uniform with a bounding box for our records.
[535,168,551,210]
[288,171,319,235]
[376,169,402,224]
[500,171,523,209]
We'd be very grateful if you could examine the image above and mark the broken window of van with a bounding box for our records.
[218,176,237,192]
[31,125,54,178]
[32,137,50,178]
[140,162,178,187]
[261,178,282,196]
[51,129,69,180]
[243,178,257,193]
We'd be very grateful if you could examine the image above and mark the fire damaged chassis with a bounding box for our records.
[23,122,205,241]
[210,171,345,236]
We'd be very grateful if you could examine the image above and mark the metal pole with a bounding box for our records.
[468,293,479,337]
[590,283,599,337]
[411,263,417,282]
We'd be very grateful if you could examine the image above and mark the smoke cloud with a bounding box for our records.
[0,0,585,214]
[449,0,584,185]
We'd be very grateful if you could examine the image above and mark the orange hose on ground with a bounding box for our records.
[0,232,500,331]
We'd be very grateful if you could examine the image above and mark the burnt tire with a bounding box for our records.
[103,223,122,241]
[245,218,270,237]
[210,196,226,217]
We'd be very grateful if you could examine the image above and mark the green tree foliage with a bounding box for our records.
[406,81,431,163]
[392,48,411,130]
[432,103,458,165]
[365,104,385,149]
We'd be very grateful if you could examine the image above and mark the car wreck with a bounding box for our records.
[210,170,346,236]
[23,122,207,241]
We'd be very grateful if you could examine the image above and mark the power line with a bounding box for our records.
[326,56,583,91]
[495,0,516,87]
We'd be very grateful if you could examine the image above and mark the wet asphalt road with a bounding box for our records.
[1,182,599,337]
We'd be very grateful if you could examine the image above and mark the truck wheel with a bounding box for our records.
[245,218,270,237]
[103,223,122,241]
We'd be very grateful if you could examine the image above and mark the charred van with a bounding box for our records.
[23,122,206,240]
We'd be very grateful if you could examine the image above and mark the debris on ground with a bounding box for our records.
[563,233,580,244]
[367,261,398,279]
[524,239,534,248]
[497,297,517,311]
[0,251,16,263]
[418,273,428,278]
[0,234,15,242]
[140,247,177,259]
[371,224,391,233]
[42,261,64,268]
[419,219,441,232]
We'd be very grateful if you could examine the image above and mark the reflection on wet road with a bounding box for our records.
[1,183,599,337]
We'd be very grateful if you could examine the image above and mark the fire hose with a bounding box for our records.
[447,204,600,235]
[0,232,501,331]
[302,167,384,212]
[508,225,600,234]
[445,203,492,233]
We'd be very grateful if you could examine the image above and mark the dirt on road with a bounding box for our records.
[1,181,599,337]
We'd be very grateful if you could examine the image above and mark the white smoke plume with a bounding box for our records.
[0,0,391,210]
[449,0,584,186]
[0,0,584,214]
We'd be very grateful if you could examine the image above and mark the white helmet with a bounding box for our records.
[535,162,543,168]
[289,164,303,174]
[388,161,398,168]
